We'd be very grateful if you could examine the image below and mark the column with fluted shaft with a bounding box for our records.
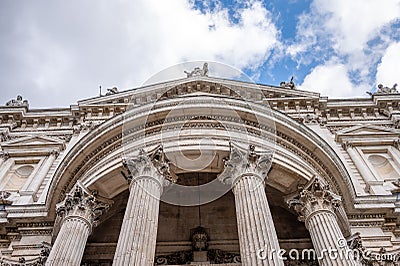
[113,146,172,266]
[287,176,360,266]
[218,144,284,266]
[46,183,111,266]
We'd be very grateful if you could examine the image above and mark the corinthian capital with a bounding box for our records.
[287,176,341,223]
[0,151,9,160]
[56,183,111,228]
[218,143,273,186]
[123,145,176,185]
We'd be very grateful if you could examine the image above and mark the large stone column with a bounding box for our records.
[218,144,284,266]
[46,183,111,266]
[287,176,359,266]
[113,146,172,266]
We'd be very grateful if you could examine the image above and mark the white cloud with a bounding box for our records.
[291,0,400,58]
[0,0,279,107]
[315,0,400,55]
[290,0,400,97]
[299,63,363,98]
[376,42,400,87]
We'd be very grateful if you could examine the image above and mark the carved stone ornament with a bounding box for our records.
[122,145,177,184]
[55,183,111,229]
[368,83,399,95]
[301,113,320,124]
[105,86,118,95]
[0,242,50,266]
[80,120,102,131]
[0,151,10,160]
[341,141,353,150]
[191,226,209,251]
[279,76,296,89]
[391,178,400,193]
[393,138,400,149]
[184,63,209,78]
[218,143,273,186]
[287,176,341,222]
[5,95,29,107]
[154,249,241,265]
[0,130,10,142]
[50,149,60,157]
[0,191,12,205]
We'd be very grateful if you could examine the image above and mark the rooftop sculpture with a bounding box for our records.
[5,95,29,107]
[280,76,296,89]
[184,63,209,78]
[367,83,398,95]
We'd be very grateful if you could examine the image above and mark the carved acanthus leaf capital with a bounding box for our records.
[123,145,176,186]
[0,151,9,161]
[341,141,353,150]
[218,143,273,186]
[393,138,400,149]
[0,191,12,205]
[56,183,111,228]
[0,130,10,142]
[287,176,341,223]
[50,149,60,157]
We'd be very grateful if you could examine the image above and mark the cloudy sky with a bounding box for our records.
[0,0,399,108]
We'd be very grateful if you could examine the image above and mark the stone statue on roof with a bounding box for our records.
[280,76,296,89]
[367,83,398,95]
[106,87,119,95]
[5,95,29,107]
[184,63,208,78]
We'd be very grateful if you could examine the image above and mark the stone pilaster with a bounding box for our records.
[46,183,111,266]
[113,146,172,266]
[27,150,59,200]
[218,144,283,266]
[287,176,359,266]
[342,141,386,195]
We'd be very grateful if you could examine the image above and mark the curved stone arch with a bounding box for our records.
[45,93,356,221]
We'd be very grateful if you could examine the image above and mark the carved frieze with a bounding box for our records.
[0,242,50,265]
[154,249,241,265]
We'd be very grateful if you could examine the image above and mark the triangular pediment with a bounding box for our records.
[338,125,397,135]
[77,76,320,107]
[1,135,65,153]
[335,124,399,143]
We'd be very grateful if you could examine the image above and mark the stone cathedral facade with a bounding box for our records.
[0,71,400,266]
